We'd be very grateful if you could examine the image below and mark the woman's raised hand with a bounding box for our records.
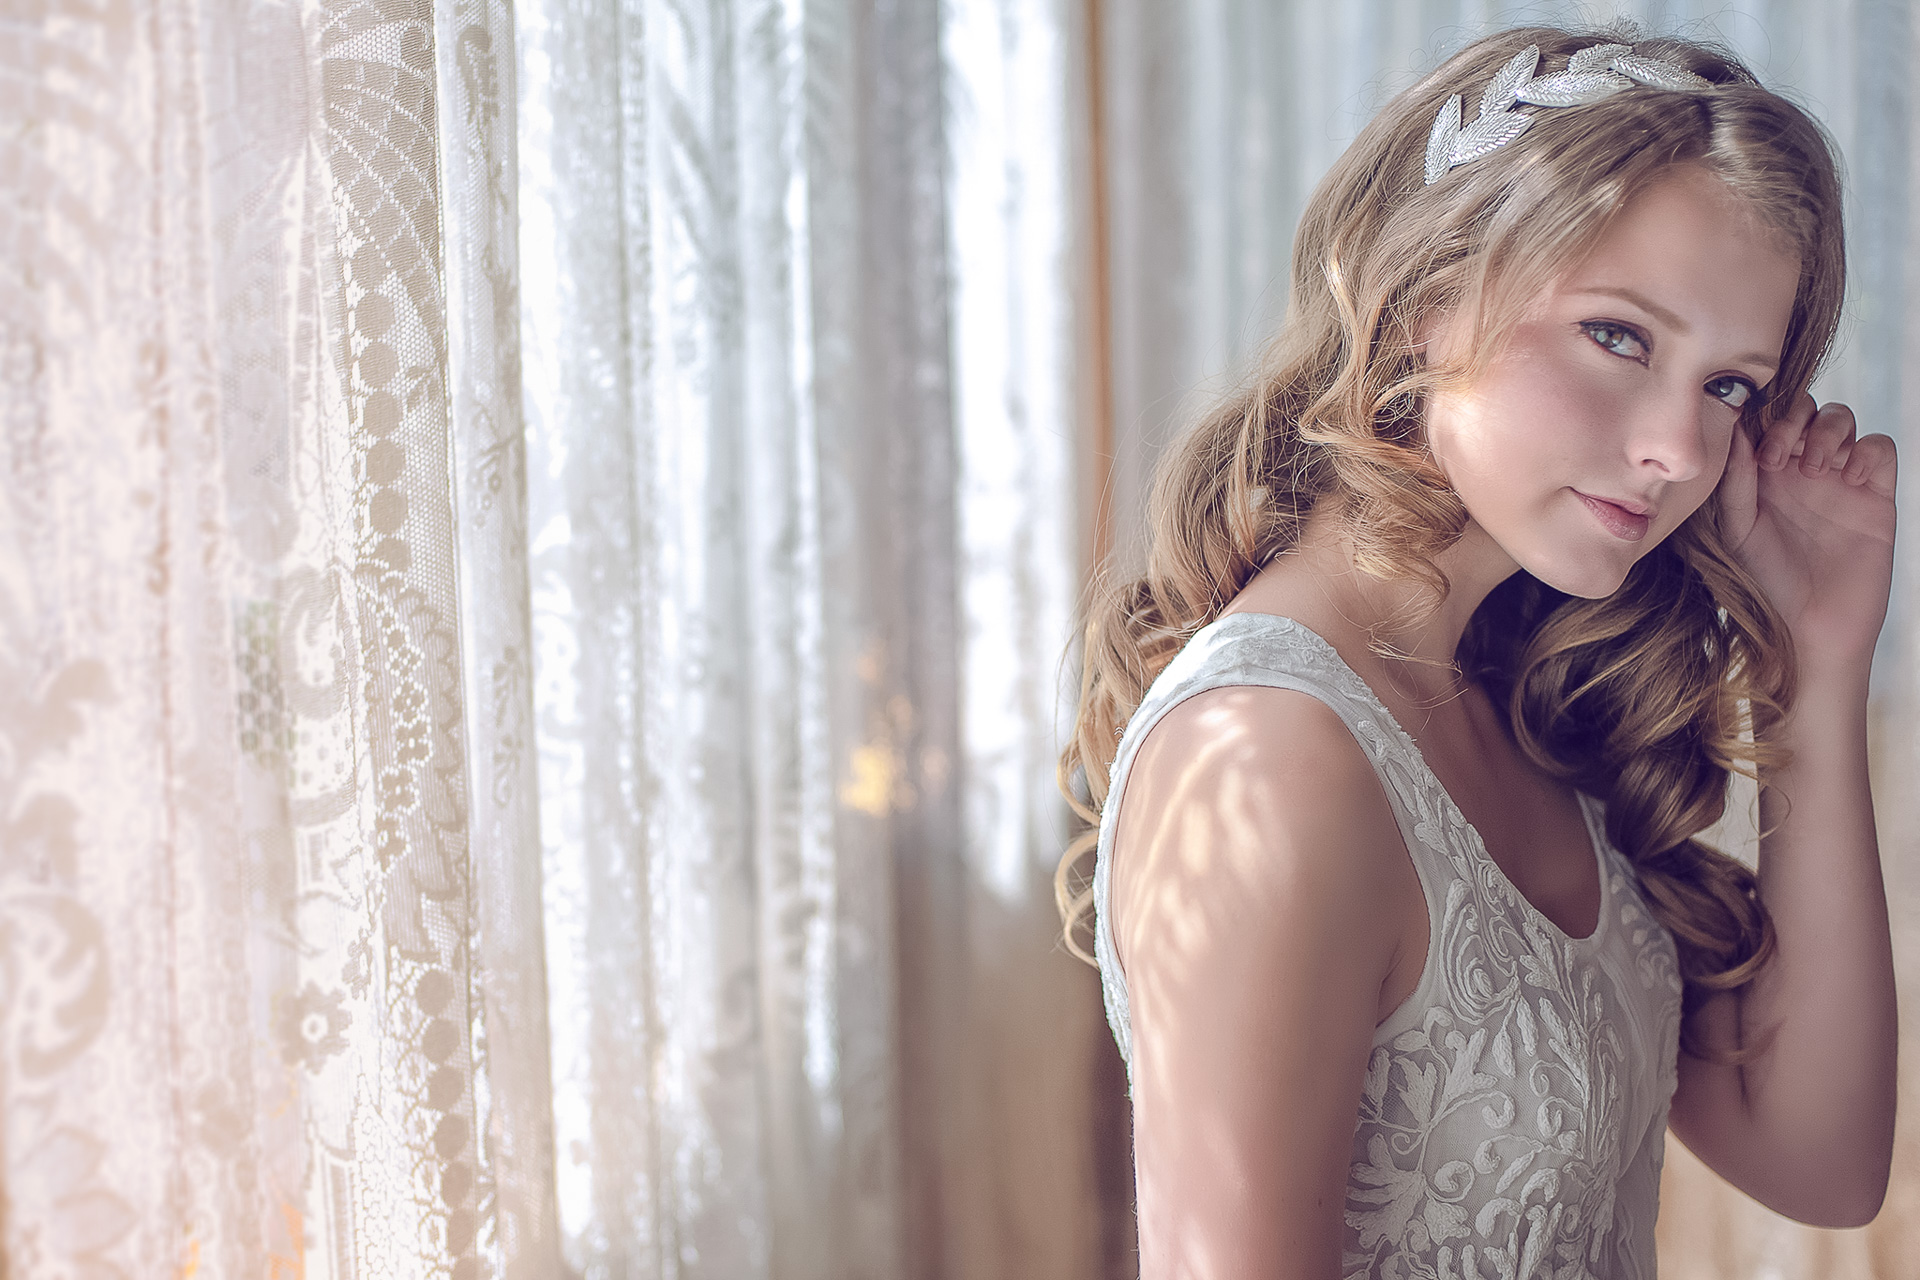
[1717,391,1898,665]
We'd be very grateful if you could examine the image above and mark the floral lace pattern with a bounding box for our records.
[1094,613,1683,1280]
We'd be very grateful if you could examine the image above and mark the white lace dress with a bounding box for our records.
[1093,612,1684,1280]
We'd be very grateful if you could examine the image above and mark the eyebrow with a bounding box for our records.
[1571,285,1782,374]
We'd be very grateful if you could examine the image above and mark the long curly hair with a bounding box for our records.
[1057,26,1845,1059]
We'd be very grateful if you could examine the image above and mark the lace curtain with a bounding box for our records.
[3,0,1100,1275]
[518,0,1098,1274]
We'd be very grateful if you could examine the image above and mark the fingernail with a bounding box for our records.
[1805,448,1825,473]
[1763,442,1785,468]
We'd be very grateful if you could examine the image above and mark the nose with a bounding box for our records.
[1625,388,1711,483]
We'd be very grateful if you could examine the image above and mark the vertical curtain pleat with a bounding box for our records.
[434,0,562,1270]
[732,2,854,1275]
[944,4,1103,1279]
[794,4,916,1274]
[516,0,659,1269]
[317,0,501,1270]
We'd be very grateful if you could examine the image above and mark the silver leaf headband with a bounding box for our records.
[1424,43,1712,185]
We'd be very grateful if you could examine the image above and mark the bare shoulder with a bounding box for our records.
[1111,682,1429,1272]
[1109,682,1416,986]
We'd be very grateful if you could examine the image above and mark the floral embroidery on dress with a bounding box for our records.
[1093,614,1684,1280]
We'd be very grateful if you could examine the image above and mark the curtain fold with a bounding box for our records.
[435,0,562,1268]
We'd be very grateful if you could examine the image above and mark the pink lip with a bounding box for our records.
[1575,491,1652,542]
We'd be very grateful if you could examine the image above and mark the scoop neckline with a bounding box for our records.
[1205,610,1613,948]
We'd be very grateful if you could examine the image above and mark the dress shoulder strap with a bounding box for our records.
[1090,611,1452,1077]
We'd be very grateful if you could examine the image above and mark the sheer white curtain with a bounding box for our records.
[1093,1,1920,1274]
[2,0,1099,1276]
[3,0,564,1271]
[12,0,1920,1275]
[516,0,1096,1274]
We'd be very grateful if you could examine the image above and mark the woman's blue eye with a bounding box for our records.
[1582,320,1647,361]
[1582,319,1758,409]
[1705,375,1756,409]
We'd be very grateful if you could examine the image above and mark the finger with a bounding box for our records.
[1758,390,1817,470]
[1841,433,1876,484]
[1798,401,1857,477]
[1842,432,1899,496]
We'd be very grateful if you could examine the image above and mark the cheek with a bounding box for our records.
[1668,420,1740,520]
[1707,425,1737,485]
[1688,409,1741,476]
[1427,362,1619,492]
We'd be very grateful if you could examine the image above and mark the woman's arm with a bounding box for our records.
[1667,397,1900,1227]
[1111,684,1427,1278]
[1668,658,1896,1225]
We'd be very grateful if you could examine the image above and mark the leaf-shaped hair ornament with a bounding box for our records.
[1518,69,1634,107]
[1567,42,1633,74]
[1611,52,1713,93]
[1478,46,1539,119]
[1424,94,1463,186]
[1423,42,1713,185]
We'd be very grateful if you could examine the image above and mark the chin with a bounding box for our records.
[1520,555,1635,601]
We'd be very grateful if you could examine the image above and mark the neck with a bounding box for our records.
[1250,502,1521,700]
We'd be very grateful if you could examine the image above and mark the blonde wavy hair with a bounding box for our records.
[1057,25,1845,1058]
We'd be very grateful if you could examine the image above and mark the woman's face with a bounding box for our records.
[1422,165,1802,599]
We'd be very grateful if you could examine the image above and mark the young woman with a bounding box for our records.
[1059,25,1899,1280]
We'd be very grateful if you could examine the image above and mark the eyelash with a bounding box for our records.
[1578,319,1763,411]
